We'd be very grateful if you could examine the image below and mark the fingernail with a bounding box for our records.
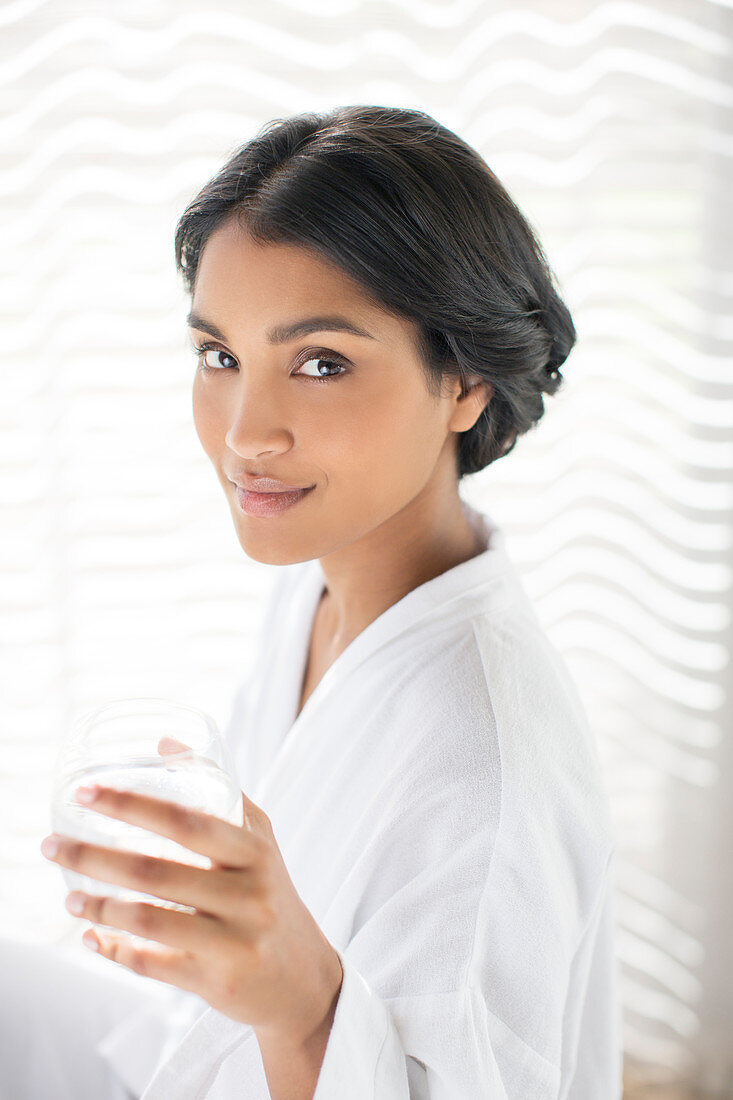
[82,930,99,951]
[75,785,99,804]
[41,835,59,859]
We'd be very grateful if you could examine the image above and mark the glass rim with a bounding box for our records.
[70,696,219,742]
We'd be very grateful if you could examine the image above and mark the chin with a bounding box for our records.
[230,527,317,569]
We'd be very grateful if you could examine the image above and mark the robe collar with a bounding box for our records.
[253,498,516,804]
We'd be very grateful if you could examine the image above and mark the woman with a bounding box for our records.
[14,104,620,1099]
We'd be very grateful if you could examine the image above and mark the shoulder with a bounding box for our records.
[382,597,615,899]
[380,595,596,787]
[471,603,615,856]
[468,601,616,927]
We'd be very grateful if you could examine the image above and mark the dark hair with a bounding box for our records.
[174,104,575,480]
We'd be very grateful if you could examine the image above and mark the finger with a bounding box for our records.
[85,926,203,993]
[158,736,194,756]
[73,784,261,867]
[157,738,222,773]
[49,835,256,915]
[67,890,222,954]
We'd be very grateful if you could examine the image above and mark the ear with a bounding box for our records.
[448,377,494,434]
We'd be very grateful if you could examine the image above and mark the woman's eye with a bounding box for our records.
[295,355,348,382]
[193,344,236,372]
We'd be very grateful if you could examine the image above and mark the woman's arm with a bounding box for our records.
[254,953,343,1100]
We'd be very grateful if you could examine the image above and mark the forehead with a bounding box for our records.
[192,218,409,343]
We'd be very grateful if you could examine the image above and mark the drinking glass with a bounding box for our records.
[50,697,243,924]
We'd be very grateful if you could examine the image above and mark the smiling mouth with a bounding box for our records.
[233,483,314,517]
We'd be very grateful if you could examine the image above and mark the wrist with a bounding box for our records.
[256,944,343,1052]
[304,948,343,1052]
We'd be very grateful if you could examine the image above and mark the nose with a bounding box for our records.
[223,380,293,459]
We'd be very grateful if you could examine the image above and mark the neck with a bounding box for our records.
[315,483,485,656]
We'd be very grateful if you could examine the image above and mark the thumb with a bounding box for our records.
[157,737,219,772]
[158,736,192,756]
[241,789,273,838]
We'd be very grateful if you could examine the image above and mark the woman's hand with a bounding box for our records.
[39,759,344,1049]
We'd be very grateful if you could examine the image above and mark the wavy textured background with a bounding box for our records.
[0,0,731,1093]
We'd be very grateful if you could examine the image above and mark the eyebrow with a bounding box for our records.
[186,310,377,344]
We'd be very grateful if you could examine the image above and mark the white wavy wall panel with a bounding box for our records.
[0,0,731,1089]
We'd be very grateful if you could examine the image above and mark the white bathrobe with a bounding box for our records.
[96,500,622,1099]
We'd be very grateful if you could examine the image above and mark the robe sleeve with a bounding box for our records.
[312,948,411,1099]
[312,853,618,1100]
[300,663,620,1100]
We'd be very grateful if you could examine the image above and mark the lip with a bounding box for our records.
[233,485,314,517]
[229,475,313,493]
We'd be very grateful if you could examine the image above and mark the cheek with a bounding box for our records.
[319,388,438,488]
[311,394,395,465]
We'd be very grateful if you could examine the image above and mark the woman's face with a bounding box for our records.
[189,217,478,566]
